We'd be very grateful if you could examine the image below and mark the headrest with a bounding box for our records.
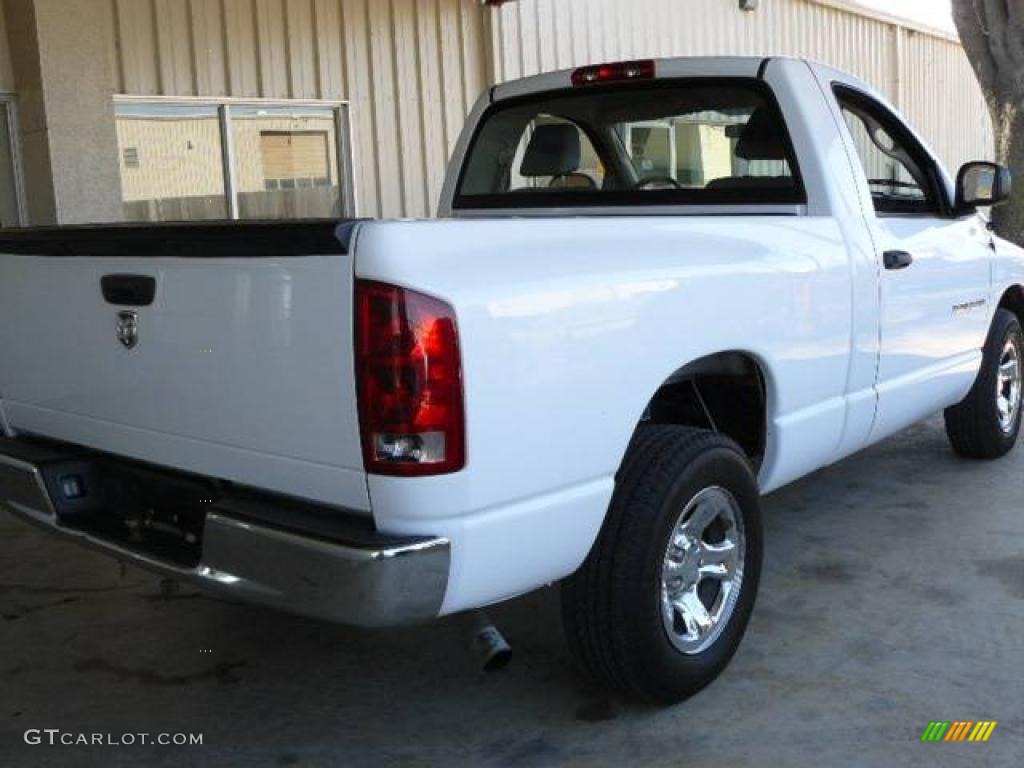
[520,124,581,177]
[735,109,788,161]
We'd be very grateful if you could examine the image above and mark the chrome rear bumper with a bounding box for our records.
[0,440,449,627]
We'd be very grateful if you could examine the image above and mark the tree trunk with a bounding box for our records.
[952,0,1024,244]
[993,106,1024,244]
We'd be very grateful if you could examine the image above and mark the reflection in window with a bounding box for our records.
[115,101,348,223]
[116,104,228,222]
[841,106,928,209]
[233,106,342,219]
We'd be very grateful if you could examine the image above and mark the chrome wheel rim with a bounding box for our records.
[997,338,1022,434]
[660,486,745,655]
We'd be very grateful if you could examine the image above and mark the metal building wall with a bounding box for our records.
[108,0,488,219]
[900,28,993,173]
[107,0,993,218]
[492,0,993,176]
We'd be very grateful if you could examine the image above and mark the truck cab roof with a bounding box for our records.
[490,55,878,105]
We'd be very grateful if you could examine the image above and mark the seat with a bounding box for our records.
[734,107,789,162]
[704,109,792,191]
[520,124,582,180]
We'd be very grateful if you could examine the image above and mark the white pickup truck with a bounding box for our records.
[1,56,1021,704]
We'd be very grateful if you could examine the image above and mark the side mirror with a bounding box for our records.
[956,161,1011,212]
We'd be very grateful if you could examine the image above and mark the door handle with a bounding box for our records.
[101,274,157,306]
[883,250,914,271]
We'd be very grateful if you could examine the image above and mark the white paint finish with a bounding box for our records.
[390,477,614,615]
[870,216,992,420]
[366,57,1023,611]
[815,63,995,444]
[355,211,856,506]
[775,61,884,461]
[4,57,1024,619]
[354,209,866,606]
[0,253,370,511]
[869,350,981,443]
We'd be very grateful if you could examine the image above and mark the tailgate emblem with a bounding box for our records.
[116,311,139,350]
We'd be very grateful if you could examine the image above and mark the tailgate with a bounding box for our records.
[0,222,369,512]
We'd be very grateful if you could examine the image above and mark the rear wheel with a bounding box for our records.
[945,308,1023,459]
[561,425,762,705]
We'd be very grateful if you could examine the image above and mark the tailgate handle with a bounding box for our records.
[101,274,156,306]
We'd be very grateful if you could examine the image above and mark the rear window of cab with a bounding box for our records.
[454,78,806,210]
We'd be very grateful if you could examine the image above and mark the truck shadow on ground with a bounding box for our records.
[3,417,1023,768]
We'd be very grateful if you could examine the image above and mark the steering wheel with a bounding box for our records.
[637,176,682,190]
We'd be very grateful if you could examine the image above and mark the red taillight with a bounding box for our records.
[355,280,465,476]
[571,59,655,87]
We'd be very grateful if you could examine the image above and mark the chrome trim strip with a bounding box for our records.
[0,454,56,517]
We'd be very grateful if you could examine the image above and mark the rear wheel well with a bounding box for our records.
[998,285,1024,327]
[642,352,767,469]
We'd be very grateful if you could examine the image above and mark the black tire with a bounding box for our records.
[945,308,1024,459]
[561,425,762,705]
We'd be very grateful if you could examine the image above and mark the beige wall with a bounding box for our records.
[0,1,14,92]
[109,0,488,219]
[117,116,224,201]
[3,0,123,225]
[492,0,993,178]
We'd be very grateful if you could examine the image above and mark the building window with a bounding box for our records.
[122,147,140,169]
[114,99,352,223]
[0,96,25,227]
[233,106,345,220]
[115,103,228,221]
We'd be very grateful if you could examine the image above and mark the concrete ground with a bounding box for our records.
[1,415,1022,767]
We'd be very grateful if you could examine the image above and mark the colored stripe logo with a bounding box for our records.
[921,721,997,742]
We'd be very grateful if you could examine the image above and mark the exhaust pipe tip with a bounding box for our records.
[464,611,512,672]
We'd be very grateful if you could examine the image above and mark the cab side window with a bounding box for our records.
[834,86,943,216]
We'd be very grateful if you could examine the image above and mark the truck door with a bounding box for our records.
[830,86,993,443]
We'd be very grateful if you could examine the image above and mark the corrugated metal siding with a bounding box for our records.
[494,0,894,92]
[109,0,487,218]
[106,0,992,217]
[900,29,994,174]
[0,1,15,93]
[494,0,993,174]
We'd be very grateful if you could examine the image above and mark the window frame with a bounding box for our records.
[452,78,808,213]
[112,95,357,221]
[831,84,951,218]
[0,93,27,227]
